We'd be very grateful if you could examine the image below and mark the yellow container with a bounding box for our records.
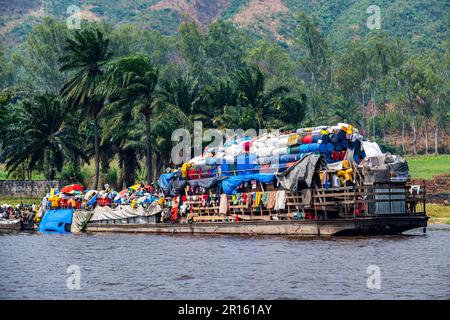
[288,133,302,146]
[343,160,350,168]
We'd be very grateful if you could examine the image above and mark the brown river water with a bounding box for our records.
[0,225,449,299]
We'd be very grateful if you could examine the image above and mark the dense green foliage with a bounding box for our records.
[1,0,448,51]
[0,4,448,186]
[0,94,86,179]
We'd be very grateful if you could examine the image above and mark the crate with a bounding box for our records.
[288,133,302,146]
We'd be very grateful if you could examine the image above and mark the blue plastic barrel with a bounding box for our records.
[319,143,328,154]
[341,139,349,149]
[330,133,339,144]
[280,154,301,163]
[321,134,331,144]
[326,143,334,152]
[300,144,309,153]
[308,143,320,153]
[236,154,257,175]
[337,130,346,141]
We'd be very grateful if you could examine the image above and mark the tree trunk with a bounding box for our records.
[382,90,387,143]
[372,91,376,142]
[434,124,439,155]
[361,91,366,136]
[118,150,124,189]
[155,154,164,181]
[123,149,136,188]
[94,117,100,190]
[145,114,153,185]
[401,121,405,154]
[424,119,429,154]
[412,117,417,155]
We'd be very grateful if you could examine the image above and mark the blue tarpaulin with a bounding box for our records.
[221,174,275,195]
[38,209,73,233]
[158,172,175,194]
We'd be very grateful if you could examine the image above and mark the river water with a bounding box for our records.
[0,225,449,299]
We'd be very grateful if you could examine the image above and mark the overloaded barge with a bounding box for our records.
[4,123,428,236]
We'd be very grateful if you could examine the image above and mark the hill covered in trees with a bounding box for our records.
[1,0,448,51]
[0,1,448,188]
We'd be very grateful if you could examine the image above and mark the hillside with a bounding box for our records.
[0,0,448,50]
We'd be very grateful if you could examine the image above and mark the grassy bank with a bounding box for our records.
[0,197,42,206]
[426,204,450,225]
[406,154,450,180]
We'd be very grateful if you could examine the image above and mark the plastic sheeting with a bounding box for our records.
[385,154,410,178]
[362,141,383,157]
[89,202,163,222]
[71,210,93,233]
[170,180,187,196]
[221,174,275,195]
[276,154,325,206]
[158,173,175,194]
[38,209,73,233]
[362,155,390,184]
[188,177,226,189]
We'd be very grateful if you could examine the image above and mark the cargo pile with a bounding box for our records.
[46,183,161,209]
[185,123,366,178]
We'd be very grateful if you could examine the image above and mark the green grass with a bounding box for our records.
[0,196,42,206]
[406,155,450,180]
[426,204,450,225]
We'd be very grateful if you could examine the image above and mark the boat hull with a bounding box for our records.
[85,214,428,236]
[0,219,22,231]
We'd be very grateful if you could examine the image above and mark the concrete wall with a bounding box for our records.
[0,180,67,197]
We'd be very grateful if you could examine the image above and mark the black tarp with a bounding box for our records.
[187,177,227,189]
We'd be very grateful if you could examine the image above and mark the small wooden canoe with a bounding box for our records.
[0,219,22,231]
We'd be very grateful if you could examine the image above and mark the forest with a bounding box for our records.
[0,14,448,189]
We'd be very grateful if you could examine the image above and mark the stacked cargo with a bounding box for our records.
[186,123,367,177]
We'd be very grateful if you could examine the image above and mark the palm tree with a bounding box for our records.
[60,27,112,189]
[151,111,186,177]
[157,75,205,122]
[0,94,86,179]
[231,66,307,130]
[105,54,158,184]
[198,79,238,127]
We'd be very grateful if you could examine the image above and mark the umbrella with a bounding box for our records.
[114,189,129,201]
[60,184,85,194]
[144,184,155,192]
[128,184,142,191]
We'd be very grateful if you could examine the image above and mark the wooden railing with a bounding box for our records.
[178,183,426,223]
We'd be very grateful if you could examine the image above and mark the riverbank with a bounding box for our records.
[427,204,450,224]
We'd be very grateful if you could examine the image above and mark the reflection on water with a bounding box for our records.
[0,225,449,299]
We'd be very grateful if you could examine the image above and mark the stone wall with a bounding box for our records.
[0,180,68,197]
